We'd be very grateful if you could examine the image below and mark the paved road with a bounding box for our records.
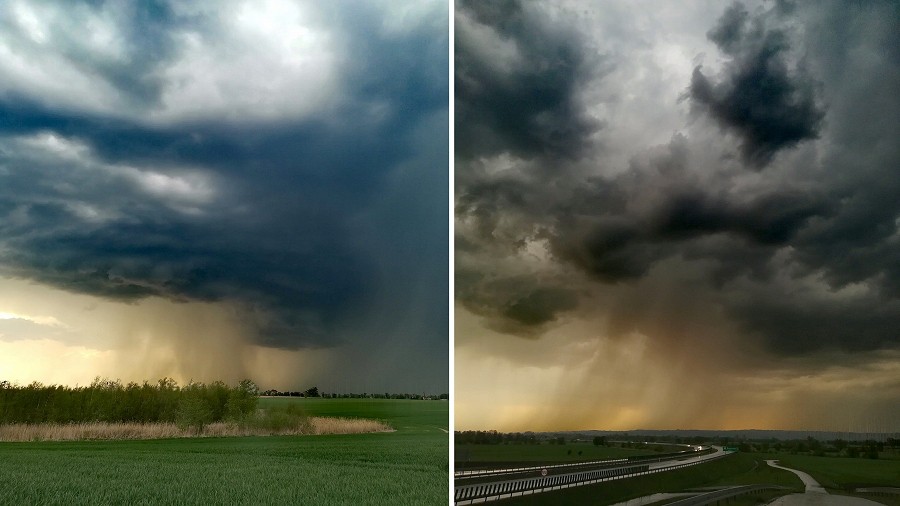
[764,461,882,506]
[647,446,727,470]
[766,460,827,493]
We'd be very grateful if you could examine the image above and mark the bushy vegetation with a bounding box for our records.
[243,403,312,434]
[0,378,259,427]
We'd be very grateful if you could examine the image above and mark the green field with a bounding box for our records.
[497,452,803,506]
[773,453,900,490]
[0,398,449,505]
[455,442,667,465]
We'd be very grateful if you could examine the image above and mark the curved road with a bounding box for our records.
[764,461,881,506]
[766,460,827,494]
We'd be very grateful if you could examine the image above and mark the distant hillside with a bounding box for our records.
[545,429,898,442]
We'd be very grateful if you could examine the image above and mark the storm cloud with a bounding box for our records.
[0,0,448,391]
[456,0,900,430]
[455,0,604,161]
[688,1,825,167]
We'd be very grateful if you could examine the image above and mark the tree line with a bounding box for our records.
[455,430,539,445]
[0,378,258,426]
[261,389,449,400]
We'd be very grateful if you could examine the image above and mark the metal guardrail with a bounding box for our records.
[454,458,628,478]
[454,450,729,505]
[455,447,715,480]
[455,464,650,504]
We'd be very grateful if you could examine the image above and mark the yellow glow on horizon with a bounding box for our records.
[0,338,117,386]
[0,277,336,389]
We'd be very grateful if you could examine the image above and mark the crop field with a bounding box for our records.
[0,398,449,505]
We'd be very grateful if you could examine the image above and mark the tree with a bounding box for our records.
[304,386,319,398]
[226,379,259,420]
[593,436,606,446]
[175,396,212,434]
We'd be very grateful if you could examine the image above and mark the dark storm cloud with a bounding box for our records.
[652,190,829,245]
[455,0,604,161]
[455,271,579,334]
[0,1,448,355]
[547,173,828,284]
[733,294,900,356]
[454,0,607,329]
[456,0,900,358]
[688,1,825,167]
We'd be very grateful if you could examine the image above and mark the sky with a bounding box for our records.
[0,0,449,393]
[455,0,900,432]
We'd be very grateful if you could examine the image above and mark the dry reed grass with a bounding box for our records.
[309,417,392,435]
[0,417,392,442]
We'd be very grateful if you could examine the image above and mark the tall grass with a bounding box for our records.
[309,417,392,435]
[0,416,391,442]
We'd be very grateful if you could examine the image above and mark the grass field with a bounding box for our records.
[0,398,449,505]
[772,453,900,490]
[499,452,803,506]
[455,441,666,466]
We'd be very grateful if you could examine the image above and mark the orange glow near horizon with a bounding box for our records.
[0,278,333,389]
[455,306,900,433]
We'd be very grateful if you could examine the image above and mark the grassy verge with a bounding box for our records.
[500,453,803,506]
[0,398,448,506]
[455,442,665,466]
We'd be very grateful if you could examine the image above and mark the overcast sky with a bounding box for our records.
[0,0,448,393]
[455,0,900,431]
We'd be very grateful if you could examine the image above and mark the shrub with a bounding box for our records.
[175,397,213,434]
[248,404,311,434]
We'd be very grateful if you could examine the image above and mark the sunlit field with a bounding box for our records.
[0,398,448,505]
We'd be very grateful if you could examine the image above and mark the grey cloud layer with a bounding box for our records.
[455,0,604,161]
[455,0,900,358]
[689,1,825,167]
[0,0,448,386]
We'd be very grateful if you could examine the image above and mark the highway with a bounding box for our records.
[454,445,729,504]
